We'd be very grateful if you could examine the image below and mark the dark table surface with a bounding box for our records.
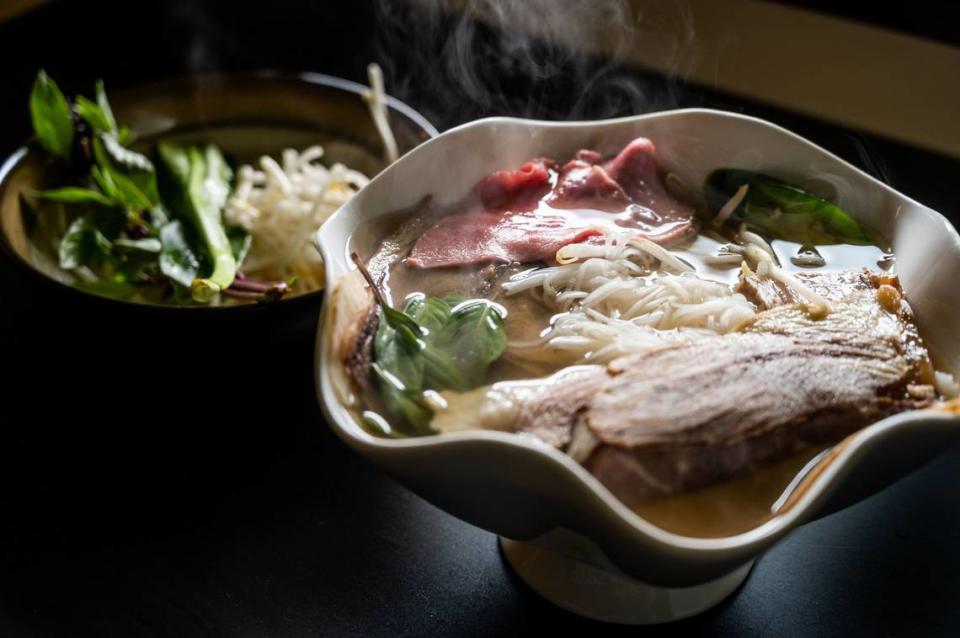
[2,2,960,636]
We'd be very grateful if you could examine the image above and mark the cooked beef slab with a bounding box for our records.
[434,270,937,505]
[586,290,934,505]
[735,268,878,311]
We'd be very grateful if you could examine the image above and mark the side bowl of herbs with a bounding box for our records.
[0,70,437,313]
[0,71,434,520]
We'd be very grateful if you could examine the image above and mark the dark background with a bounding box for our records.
[1,1,959,636]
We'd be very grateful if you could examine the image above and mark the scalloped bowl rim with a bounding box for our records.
[314,108,960,558]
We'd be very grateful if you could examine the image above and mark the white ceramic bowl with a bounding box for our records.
[314,110,960,623]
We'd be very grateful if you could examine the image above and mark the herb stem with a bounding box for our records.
[221,288,261,299]
[350,252,390,309]
[229,276,286,294]
[223,274,291,301]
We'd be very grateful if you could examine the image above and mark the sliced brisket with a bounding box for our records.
[435,271,937,504]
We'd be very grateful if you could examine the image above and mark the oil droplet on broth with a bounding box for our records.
[772,240,894,273]
[790,245,825,268]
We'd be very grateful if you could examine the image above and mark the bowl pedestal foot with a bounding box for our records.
[499,529,752,624]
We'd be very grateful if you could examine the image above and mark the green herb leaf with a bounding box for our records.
[59,215,112,269]
[109,170,153,210]
[375,309,425,390]
[73,79,119,136]
[371,303,431,433]
[430,299,507,389]
[350,255,507,436]
[371,363,434,433]
[705,169,878,246]
[92,136,157,210]
[382,306,425,348]
[158,220,203,288]
[29,70,74,159]
[370,293,506,432]
[95,80,117,132]
[226,225,251,265]
[101,132,153,172]
[404,293,458,334]
[420,343,469,392]
[156,142,236,301]
[74,96,114,134]
[33,186,114,206]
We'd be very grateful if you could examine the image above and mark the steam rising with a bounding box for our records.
[373,0,696,126]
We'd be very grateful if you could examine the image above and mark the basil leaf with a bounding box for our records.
[421,343,469,392]
[59,215,112,269]
[371,363,433,433]
[371,315,433,434]
[29,70,74,159]
[95,80,117,132]
[74,79,119,135]
[110,170,154,210]
[33,187,114,206]
[369,292,508,434]
[394,294,466,389]
[382,306,426,349]
[431,300,507,388]
[92,136,157,210]
[74,96,114,134]
[158,220,202,288]
[101,132,154,172]
[403,294,456,334]
[375,308,425,391]
[372,303,434,434]
[226,225,251,265]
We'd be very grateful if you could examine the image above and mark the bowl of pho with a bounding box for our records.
[316,110,960,623]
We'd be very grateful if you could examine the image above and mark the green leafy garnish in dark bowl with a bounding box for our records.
[0,70,438,312]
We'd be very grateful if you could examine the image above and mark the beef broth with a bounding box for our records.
[338,137,954,537]
[432,271,936,523]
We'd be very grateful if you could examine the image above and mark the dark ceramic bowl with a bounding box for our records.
[0,72,436,512]
[0,71,437,314]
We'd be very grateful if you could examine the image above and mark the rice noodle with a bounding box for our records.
[627,236,694,273]
[527,309,741,364]
[503,231,757,364]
